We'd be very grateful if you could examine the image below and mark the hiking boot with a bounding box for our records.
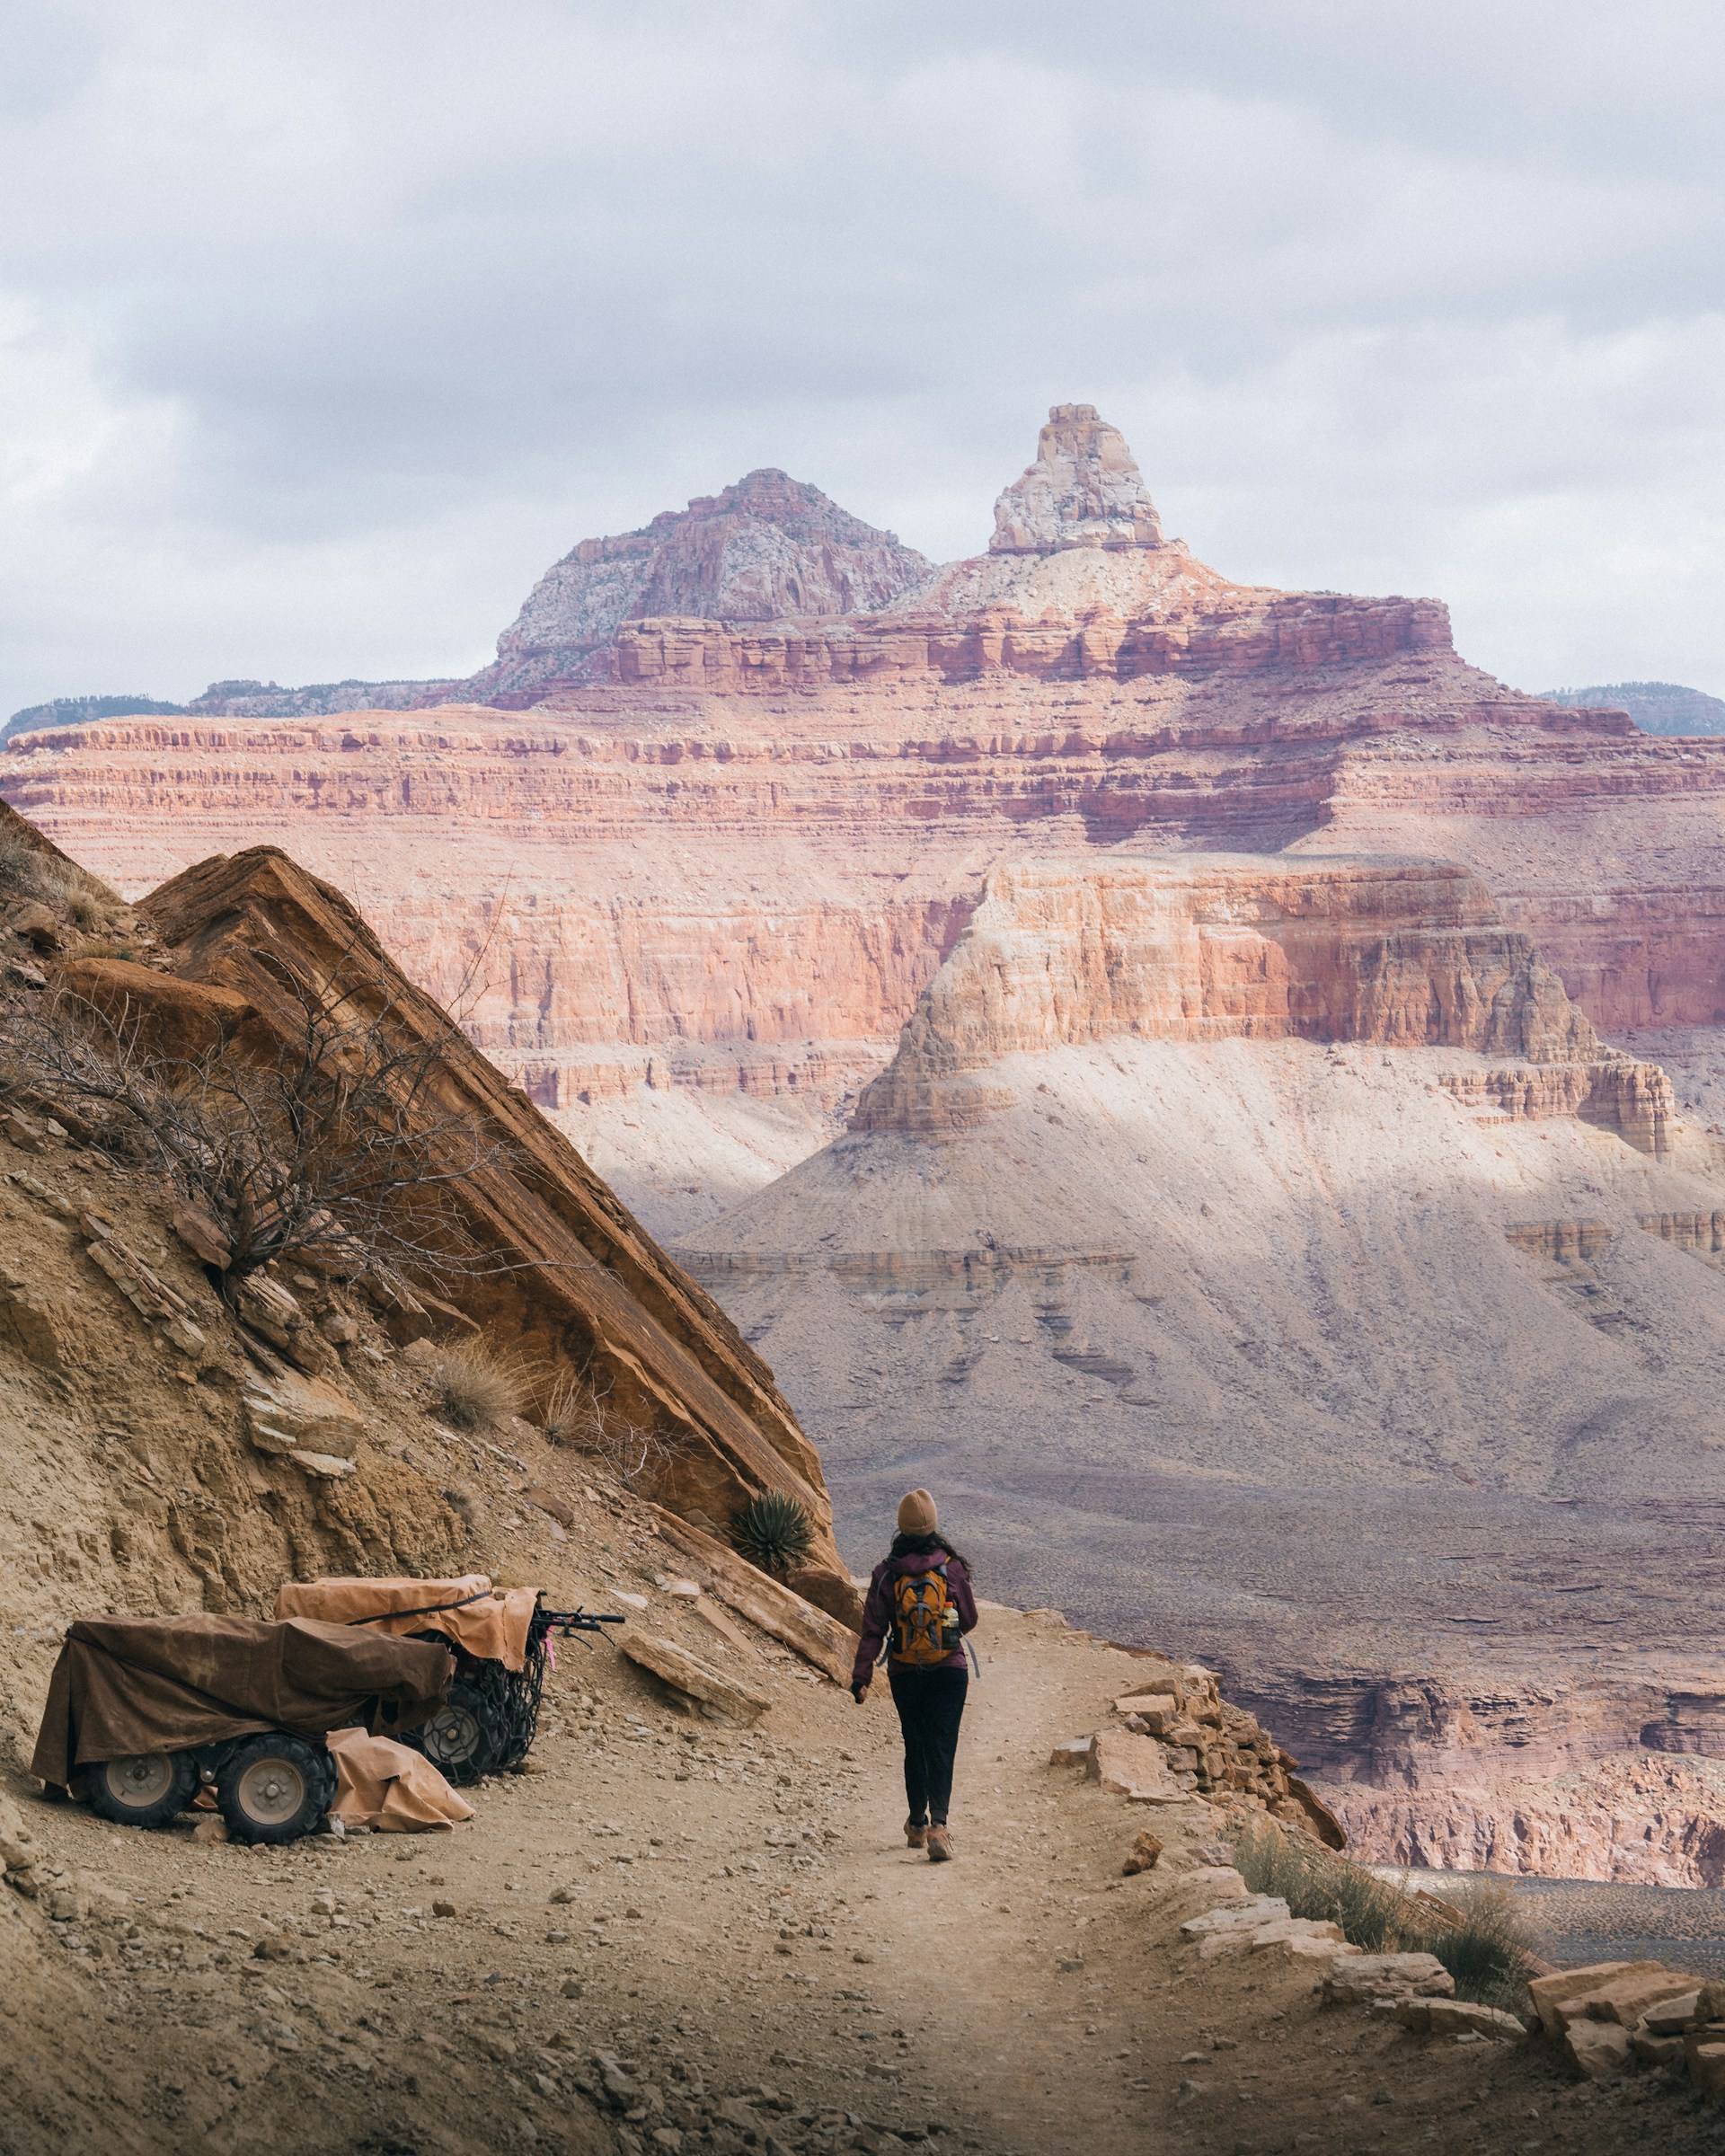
[926,1825,953,1862]
[905,1817,928,1849]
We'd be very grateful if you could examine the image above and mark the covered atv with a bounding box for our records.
[31,1614,453,1844]
[274,1575,620,1785]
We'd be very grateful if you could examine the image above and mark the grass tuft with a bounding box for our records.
[433,1339,524,1432]
[1229,1816,1537,2012]
[0,834,126,931]
[542,1368,598,1447]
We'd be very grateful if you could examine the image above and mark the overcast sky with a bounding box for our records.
[3,0,1723,712]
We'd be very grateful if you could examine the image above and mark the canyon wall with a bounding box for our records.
[9,658,1713,1230]
[9,411,1709,1220]
[850,854,1622,1139]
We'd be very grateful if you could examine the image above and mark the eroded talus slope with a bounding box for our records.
[14,403,1725,1233]
[676,851,1725,1878]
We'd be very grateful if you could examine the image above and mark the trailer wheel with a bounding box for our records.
[417,1677,506,1785]
[83,1749,199,1829]
[216,1733,336,1844]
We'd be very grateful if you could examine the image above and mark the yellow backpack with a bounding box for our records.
[889,1563,957,1666]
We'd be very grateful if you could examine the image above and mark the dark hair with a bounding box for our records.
[889,1529,971,1574]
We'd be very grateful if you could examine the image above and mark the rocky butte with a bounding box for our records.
[10,405,1725,1872]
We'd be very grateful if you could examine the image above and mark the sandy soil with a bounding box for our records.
[4,1603,1717,2156]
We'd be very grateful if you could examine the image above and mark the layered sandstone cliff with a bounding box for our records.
[848,854,1636,1138]
[5,401,1721,1247]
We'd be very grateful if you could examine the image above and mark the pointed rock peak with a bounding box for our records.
[990,403,1163,555]
[662,466,885,542]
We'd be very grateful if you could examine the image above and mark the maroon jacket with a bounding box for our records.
[853,1546,978,1689]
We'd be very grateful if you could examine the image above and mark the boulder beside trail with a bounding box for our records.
[1526,1961,1669,2038]
[1322,1953,1455,2007]
[617,1630,772,1726]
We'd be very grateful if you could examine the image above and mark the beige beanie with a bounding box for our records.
[897,1488,938,1536]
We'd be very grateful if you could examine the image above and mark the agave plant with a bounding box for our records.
[732,1490,813,1578]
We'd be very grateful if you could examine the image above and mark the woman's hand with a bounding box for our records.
[851,1682,870,1704]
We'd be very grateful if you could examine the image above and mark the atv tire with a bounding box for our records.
[216,1733,337,1845]
[83,1749,199,1829]
[417,1676,507,1786]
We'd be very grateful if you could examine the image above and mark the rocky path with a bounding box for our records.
[5,1604,1723,2156]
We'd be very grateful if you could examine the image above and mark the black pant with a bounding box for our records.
[887,1664,969,1826]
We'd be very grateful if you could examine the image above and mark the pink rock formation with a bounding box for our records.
[4,402,1722,1237]
[846,854,1646,1138]
[989,402,1164,553]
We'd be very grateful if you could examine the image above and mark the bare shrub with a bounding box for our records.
[0,943,522,1294]
[35,857,123,932]
[0,829,41,891]
[1432,1878,1541,2010]
[433,1339,525,1432]
[543,1366,679,1489]
[541,1368,596,1448]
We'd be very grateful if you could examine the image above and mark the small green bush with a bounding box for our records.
[732,1489,814,1577]
[1229,1816,1536,2011]
[1429,1879,1541,2011]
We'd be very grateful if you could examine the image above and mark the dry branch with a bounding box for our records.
[0,944,530,1297]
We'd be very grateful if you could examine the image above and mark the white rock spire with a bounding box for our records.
[989,403,1163,554]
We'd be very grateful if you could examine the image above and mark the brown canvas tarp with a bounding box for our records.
[327,1727,473,1832]
[273,1575,538,1672]
[31,1615,453,1789]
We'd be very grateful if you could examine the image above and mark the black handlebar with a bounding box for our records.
[531,1608,627,1646]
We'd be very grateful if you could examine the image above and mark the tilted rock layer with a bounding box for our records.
[134,844,839,1560]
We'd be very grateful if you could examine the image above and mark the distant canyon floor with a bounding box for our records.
[673,1026,1725,1886]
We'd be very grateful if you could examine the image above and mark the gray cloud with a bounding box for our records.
[2,0,1722,710]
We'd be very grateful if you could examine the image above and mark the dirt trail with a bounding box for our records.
[4,1598,1719,2156]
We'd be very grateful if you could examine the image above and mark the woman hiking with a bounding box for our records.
[851,1489,978,1862]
